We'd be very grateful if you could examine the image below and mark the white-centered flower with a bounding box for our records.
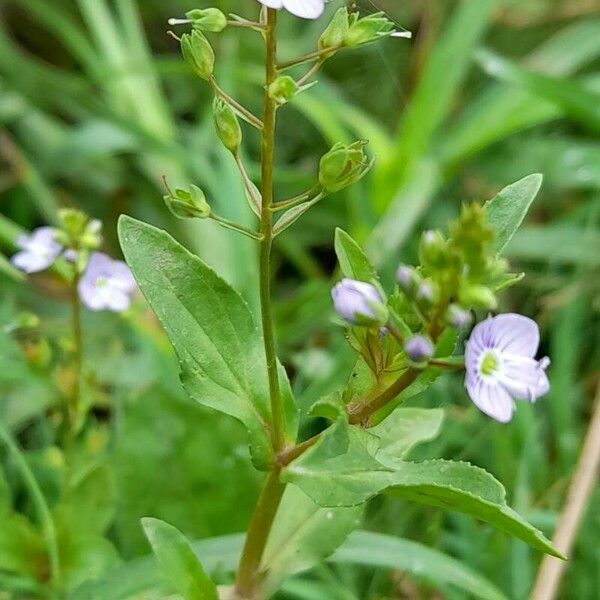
[465,313,550,423]
[78,252,136,312]
[257,0,325,20]
[11,227,63,274]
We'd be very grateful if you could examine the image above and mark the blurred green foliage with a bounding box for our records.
[0,0,599,598]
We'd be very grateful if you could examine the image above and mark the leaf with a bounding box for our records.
[283,419,561,557]
[118,216,298,469]
[68,534,245,600]
[142,518,218,600]
[54,465,116,537]
[369,408,444,460]
[476,48,600,135]
[259,485,362,597]
[483,174,543,254]
[334,228,379,284]
[0,253,24,282]
[274,200,318,236]
[330,531,509,600]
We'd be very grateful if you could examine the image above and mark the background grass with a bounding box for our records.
[0,0,599,598]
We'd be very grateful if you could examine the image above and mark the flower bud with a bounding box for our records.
[446,304,473,330]
[185,8,227,32]
[404,335,434,364]
[319,141,373,193]
[268,75,299,106]
[319,8,349,55]
[419,229,446,268]
[395,264,421,296]
[164,185,211,220]
[344,12,396,48]
[459,285,498,310]
[57,209,103,250]
[416,279,438,307]
[332,278,388,327]
[181,31,214,81]
[213,98,242,153]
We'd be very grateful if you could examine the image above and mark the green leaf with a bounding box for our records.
[476,48,600,135]
[483,174,543,254]
[118,216,298,469]
[330,531,508,600]
[260,485,362,597]
[0,253,24,282]
[283,420,561,557]
[334,228,379,284]
[142,518,218,600]
[369,408,444,460]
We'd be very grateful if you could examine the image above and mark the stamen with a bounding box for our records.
[168,18,192,26]
[480,352,498,376]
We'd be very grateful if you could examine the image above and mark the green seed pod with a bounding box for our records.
[319,141,373,193]
[344,12,396,48]
[213,98,242,153]
[268,75,299,106]
[185,8,227,32]
[319,8,349,55]
[164,185,211,220]
[181,31,214,81]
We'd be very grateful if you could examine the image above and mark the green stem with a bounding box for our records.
[0,422,61,588]
[234,470,285,598]
[259,9,284,453]
[278,47,336,70]
[234,11,287,599]
[210,213,263,240]
[210,78,264,130]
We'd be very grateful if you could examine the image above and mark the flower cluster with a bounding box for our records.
[11,218,136,313]
[331,205,551,423]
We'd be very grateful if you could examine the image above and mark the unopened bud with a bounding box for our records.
[164,184,211,220]
[319,8,349,55]
[268,75,299,106]
[181,31,214,80]
[331,278,388,327]
[213,98,242,153]
[57,209,103,250]
[395,264,421,295]
[446,304,473,330]
[416,279,438,307]
[419,229,446,268]
[459,285,497,310]
[319,141,373,193]
[404,335,434,364]
[185,8,227,32]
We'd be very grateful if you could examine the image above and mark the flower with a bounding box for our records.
[11,227,63,274]
[257,0,325,20]
[404,335,434,363]
[465,314,550,423]
[78,252,136,312]
[331,278,388,326]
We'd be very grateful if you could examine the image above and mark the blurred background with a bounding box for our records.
[0,0,599,598]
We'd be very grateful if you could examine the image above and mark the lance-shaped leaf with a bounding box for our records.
[282,418,561,557]
[334,228,379,284]
[118,216,298,469]
[484,173,543,254]
[142,518,218,600]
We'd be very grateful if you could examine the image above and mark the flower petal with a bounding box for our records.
[257,0,285,8]
[499,356,550,402]
[78,278,105,311]
[11,251,54,274]
[488,313,540,357]
[466,373,514,423]
[283,0,324,19]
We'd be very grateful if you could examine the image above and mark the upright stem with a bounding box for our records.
[259,9,285,454]
[234,10,287,599]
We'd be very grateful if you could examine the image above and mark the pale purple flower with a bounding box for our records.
[465,314,550,423]
[11,227,63,274]
[257,0,324,19]
[447,304,472,330]
[405,335,434,363]
[395,264,413,290]
[78,252,136,312]
[332,278,387,326]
